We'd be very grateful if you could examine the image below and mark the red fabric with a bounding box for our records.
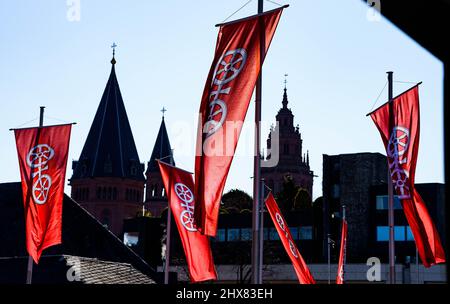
[158,161,217,283]
[336,220,347,284]
[265,193,315,284]
[194,8,284,236]
[14,124,72,263]
[370,86,445,267]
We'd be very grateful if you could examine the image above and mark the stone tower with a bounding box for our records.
[70,53,145,237]
[262,85,314,197]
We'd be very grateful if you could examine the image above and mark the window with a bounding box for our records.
[290,227,299,240]
[394,226,405,241]
[227,229,240,241]
[113,188,117,200]
[269,228,280,240]
[406,226,414,241]
[299,226,313,240]
[240,228,252,241]
[214,229,226,242]
[377,226,389,241]
[332,184,340,199]
[377,226,414,241]
[123,232,139,247]
[375,195,402,210]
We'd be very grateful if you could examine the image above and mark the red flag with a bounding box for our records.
[370,85,445,267]
[194,8,284,236]
[158,161,217,283]
[14,124,72,263]
[265,193,315,284]
[336,219,347,284]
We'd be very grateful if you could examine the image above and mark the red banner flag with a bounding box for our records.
[14,124,72,263]
[336,219,347,284]
[158,161,217,283]
[265,193,315,284]
[194,8,284,236]
[370,85,445,267]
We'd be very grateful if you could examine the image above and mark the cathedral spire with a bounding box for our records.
[147,114,174,174]
[282,73,288,108]
[71,52,144,182]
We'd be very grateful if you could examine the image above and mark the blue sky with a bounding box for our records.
[0,0,444,200]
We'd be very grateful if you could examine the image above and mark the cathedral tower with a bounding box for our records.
[70,53,145,236]
[262,84,314,197]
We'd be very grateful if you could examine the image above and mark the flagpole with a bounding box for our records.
[259,178,265,283]
[163,150,174,284]
[327,233,331,284]
[251,0,264,284]
[342,204,346,284]
[26,106,45,284]
[387,71,396,284]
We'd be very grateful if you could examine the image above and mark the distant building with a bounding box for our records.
[262,85,314,197]
[322,152,446,267]
[123,202,324,281]
[70,55,146,236]
[144,115,174,217]
[322,152,388,262]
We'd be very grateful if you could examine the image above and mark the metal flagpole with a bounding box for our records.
[26,106,45,284]
[251,0,264,284]
[387,71,396,284]
[163,150,174,284]
[342,204,346,284]
[258,179,265,283]
[327,233,331,284]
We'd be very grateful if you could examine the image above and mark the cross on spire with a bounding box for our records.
[110,42,117,65]
[284,73,288,89]
[111,42,117,56]
[161,107,167,119]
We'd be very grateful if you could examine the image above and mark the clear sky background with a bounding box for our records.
[0,0,444,200]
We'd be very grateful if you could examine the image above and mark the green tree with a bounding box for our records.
[221,189,252,213]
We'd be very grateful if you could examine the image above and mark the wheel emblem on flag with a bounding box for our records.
[387,126,409,157]
[205,48,247,138]
[387,126,411,199]
[175,183,194,203]
[275,213,286,231]
[289,239,299,258]
[212,49,247,86]
[27,144,55,205]
[175,182,197,232]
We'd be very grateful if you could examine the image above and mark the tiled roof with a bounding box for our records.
[63,255,155,284]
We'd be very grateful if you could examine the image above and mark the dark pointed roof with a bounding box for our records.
[146,117,174,174]
[71,57,145,181]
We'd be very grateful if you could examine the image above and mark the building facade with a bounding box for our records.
[262,86,314,197]
[322,152,446,266]
[70,55,146,236]
[322,152,388,262]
